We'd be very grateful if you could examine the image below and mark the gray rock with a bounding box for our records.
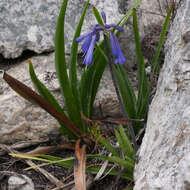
[0,0,123,59]
[0,0,164,69]
[0,53,61,144]
[8,175,34,190]
[134,1,190,189]
[0,0,171,69]
[0,53,119,144]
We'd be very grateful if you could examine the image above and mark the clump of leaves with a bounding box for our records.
[1,0,142,142]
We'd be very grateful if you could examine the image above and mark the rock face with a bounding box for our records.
[134,1,190,189]
[0,53,118,144]
[0,54,61,144]
[0,0,122,59]
[0,0,166,68]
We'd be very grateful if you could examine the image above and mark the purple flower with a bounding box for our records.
[76,10,126,65]
[109,32,126,64]
[101,11,126,64]
[76,25,103,65]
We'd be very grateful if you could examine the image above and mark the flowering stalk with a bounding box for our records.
[103,33,138,152]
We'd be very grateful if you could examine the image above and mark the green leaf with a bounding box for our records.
[118,65,137,105]
[86,165,133,181]
[89,0,142,114]
[14,153,133,180]
[38,155,133,180]
[79,42,107,118]
[55,0,84,131]
[113,65,136,118]
[93,7,104,26]
[151,4,172,78]
[79,65,96,116]
[87,43,108,116]
[114,129,126,155]
[119,125,135,158]
[114,128,135,164]
[87,154,134,172]
[132,8,150,120]
[98,137,120,157]
[29,61,75,138]
[69,0,90,130]
[29,61,65,115]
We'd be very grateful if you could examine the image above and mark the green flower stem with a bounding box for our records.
[103,34,138,152]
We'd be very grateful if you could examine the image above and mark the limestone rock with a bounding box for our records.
[0,0,123,59]
[0,54,61,144]
[0,0,159,69]
[0,0,171,69]
[134,1,190,189]
[0,53,119,144]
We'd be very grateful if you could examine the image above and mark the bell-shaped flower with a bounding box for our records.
[76,24,103,65]
[109,32,126,64]
[76,10,126,65]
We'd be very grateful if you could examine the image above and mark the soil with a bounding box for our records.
[0,131,133,190]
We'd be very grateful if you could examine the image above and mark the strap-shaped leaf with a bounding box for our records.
[87,154,134,173]
[132,9,150,120]
[119,125,135,158]
[151,4,172,78]
[3,71,84,137]
[29,61,76,138]
[98,137,120,157]
[24,154,133,180]
[55,0,84,130]
[79,0,141,118]
[93,7,104,26]
[69,1,90,128]
[113,65,136,119]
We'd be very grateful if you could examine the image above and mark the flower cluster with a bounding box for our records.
[76,11,126,66]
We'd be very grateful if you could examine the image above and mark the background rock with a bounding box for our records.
[0,0,168,69]
[0,53,61,144]
[134,0,190,189]
[0,0,122,59]
[0,53,119,144]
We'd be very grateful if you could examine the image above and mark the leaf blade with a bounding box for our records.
[3,72,84,137]
[55,0,84,130]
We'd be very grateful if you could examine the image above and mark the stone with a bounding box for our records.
[134,0,190,189]
[0,53,61,144]
[0,53,119,144]
[0,0,123,59]
[8,174,34,190]
[0,0,162,70]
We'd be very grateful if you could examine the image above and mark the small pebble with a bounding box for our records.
[8,175,34,190]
